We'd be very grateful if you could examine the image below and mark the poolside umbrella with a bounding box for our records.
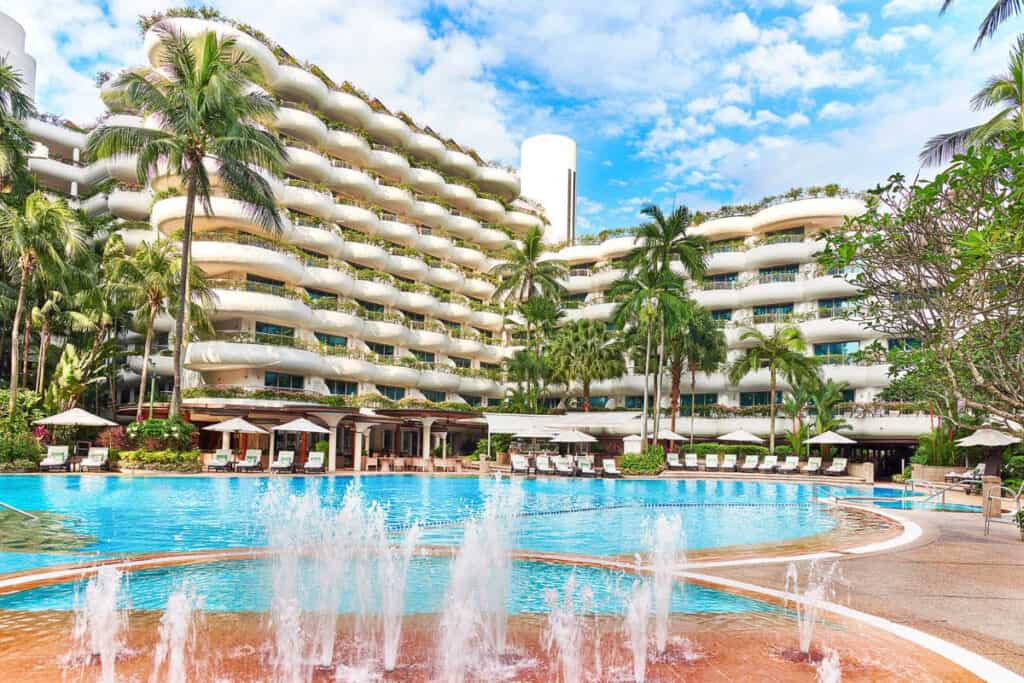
[34,408,117,427]
[718,429,764,458]
[272,418,330,435]
[512,429,553,453]
[955,428,1021,475]
[550,429,597,456]
[657,429,685,445]
[806,430,856,459]
[203,417,268,453]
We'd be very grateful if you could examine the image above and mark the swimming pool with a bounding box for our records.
[0,474,878,575]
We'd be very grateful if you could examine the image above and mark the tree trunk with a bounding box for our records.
[653,318,665,441]
[34,323,50,393]
[170,173,198,419]
[20,316,30,389]
[583,380,590,412]
[768,367,777,454]
[7,264,29,414]
[689,365,698,448]
[136,304,158,421]
[669,363,681,435]
[640,321,652,447]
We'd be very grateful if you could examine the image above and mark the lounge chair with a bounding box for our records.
[270,451,294,473]
[554,455,575,476]
[740,455,760,472]
[511,454,530,474]
[602,458,622,478]
[535,455,554,475]
[80,447,109,472]
[578,455,597,477]
[684,453,700,471]
[207,449,232,472]
[801,457,822,475]
[666,452,685,470]
[235,449,263,472]
[364,456,378,471]
[39,445,71,472]
[721,453,737,471]
[705,453,720,471]
[302,451,326,473]
[758,455,778,473]
[778,456,799,474]
[824,457,848,476]
[946,463,984,483]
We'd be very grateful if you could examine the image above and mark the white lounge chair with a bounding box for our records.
[207,449,232,472]
[80,447,109,472]
[778,456,799,474]
[554,455,575,476]
[705,453,720,471]
[721,453,737,471]
[758,455,778,473]
[801,457,822,474]
[684,453,700,471]
[946,463,984,483]
[740,455,760,472]
[39,445,70,472]
[511,454,530,474]
[303,451,325,473]
[578,455,597,477]
[602,458,622,478]
[666,452,684,470]
[535,455,554,475]
[270,451,294,473]
[236,449,263,472]
[824,457,848,476]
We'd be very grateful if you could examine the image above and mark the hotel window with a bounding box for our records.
[255,322,294,343]
[403,311,425,323]
[842,389,856,402]
[366,342,394,357]
[764,226,805,244]
[625,395,644,409]
[265,371,304,391]
[711,309,732,321]
[758,264,799,283]
[463,395,482,407]
[423,389,446,403]
[480,362,500,372]
[814,341,860,363]
[450,356,471,369]
[376,385,406,401]
[542,398,561,410]
[887,338,921,351]
[325,379,358,396]
[440,319,461,331]
[708,272,739,289]
[306,287,336,301]
[818,297,852,317]
[740,391,783,407]
[586,396,609,409]
[412,350,435,363]
[356,299,385,313]
[679,393,718,416]
[752,303,794,323]
[247,273,284,287]
[314,332,347,348]
[486,397,502,407]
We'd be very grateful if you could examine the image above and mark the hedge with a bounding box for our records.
[118,449,202,472]
[620,446,665,475]
[687,443,793,457]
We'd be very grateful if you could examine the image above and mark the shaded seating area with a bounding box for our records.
[80,447,109,472]
[39,445,71,472]
[302,451,326,474]
[269,451,295,473]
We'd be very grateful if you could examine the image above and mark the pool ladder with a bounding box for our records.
[0,500,38,521]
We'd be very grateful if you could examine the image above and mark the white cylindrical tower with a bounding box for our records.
[0,11,36,99]
[519,134,577,244]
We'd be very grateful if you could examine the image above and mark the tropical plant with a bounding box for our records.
[490,226,567,302]
[810,378,852,436]
[86,26,286,418]
[622,205,708,282]
[941,0,1023,49]
[504,349,548,414]
[727,326,820,453]
[30,290,93,393]
[921,35,1024,165]
[515,296,561,356]
[44,344,104,412]
[667,304,727,443]
[547,320,625,411]
[0,57,36,182]
[0,193,85,414]
[610,268,690,443]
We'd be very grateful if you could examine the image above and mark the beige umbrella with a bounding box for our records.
[272,418,330,434]
[657,429,685,441]
[955,428,1021,473]
[202,417,267,434]
[806,430,856,458]
[718,428,764,458]
[34,408,117,427]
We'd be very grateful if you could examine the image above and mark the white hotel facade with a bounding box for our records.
[3,12,930,467]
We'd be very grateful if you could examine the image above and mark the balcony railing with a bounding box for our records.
[756,272,799,284]
[208,278,310,302]
[702,280,740,291]
[814,353,863,366]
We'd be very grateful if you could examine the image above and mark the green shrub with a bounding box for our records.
[313,439,329,453]
[774,445,793,456]
[619,445,665,475]
[0,426,43,465]
[127,418,196,451]
[118,449,202,472]
[0,458,40,472]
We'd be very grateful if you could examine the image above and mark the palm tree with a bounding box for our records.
[941,0,1022,49]
[810,378,852,441]
[505,349,549,414]
[86,26,286,418]
[921,35,1024,165]
[623,204,708,281]
[727,326,820,454]
[666,305,727,443]
[490,226,567,302]
[0,57,36,182]
[610,268,689,444]
[514,296,561,356]
[547,320,625,411]
[0,193,84,413]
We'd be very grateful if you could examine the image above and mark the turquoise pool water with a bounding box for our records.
[0,475,876,575]
[0,557,784,616]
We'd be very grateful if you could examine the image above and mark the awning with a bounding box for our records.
[550,430,598,444]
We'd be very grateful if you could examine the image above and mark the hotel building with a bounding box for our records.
[4,11,930,472]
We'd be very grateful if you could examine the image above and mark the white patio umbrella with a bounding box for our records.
[272,418,330,434]
[656,429,685,441]
[512,429,554,453]
[955,428,1021,471]
[718,429,764,444]
[550,430,597,443]
[806,430,857,458]
[34,408,117,427]
[202,417,267,434]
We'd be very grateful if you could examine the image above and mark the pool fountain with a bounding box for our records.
[71,564,126,683]
[647,512,685,655]
[623,578,651,683]
[149,582,203,683]
[785,559,846,659]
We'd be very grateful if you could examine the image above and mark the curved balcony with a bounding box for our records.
[373,185,414,214]
[439,181,476,205]
[310,309,365,338]
[406,132,447,163]
[462,279,496,301]
[406,168,445,195]
[208,288,312,328]
[191,239,306,283]
[365,112,411,148]
[388,254,430,281]
[448,338,483,357]
[425,267,463,290]
[185,340,322,375]
[417,370,463,392]
[302,267,355,298]
[152,196,260,236]
[398,292,439,316]
[802,275,859,300]
[322,91,373,129]
[468,310,503,330]
[327,165,377,198]
[332,203,378,230]
[281,183,334,218]
[443,214,480,238]
[505,211,541,232]
[127,353,175,376]
[375,364,422,387]
[441,150,477,176]
[270,64,329,107]
[336,239,386,269]
[275,107,326,143]
[799,316,876,343]
[745,240,819,269]
[362,319,409,345]
[118,229,157,251]
[706,251,747,274]
[457,376,501,396]
[407,329,449,353]
[470,197,506,222]
[692,288,740,310]
[754,197,866,232]
[324,355,376,383]
[435,301,472,322]
[475,228,509,250]
[449,246,488,271]
[367,148,410,179]
[284,145,331,182]
[323,130,371,166]
[473,165,520,197]
[107,189,153,220]
[740,280,802,308]
[415,233,454,258]
[375,219,417,244]
[349,279,399,307]
[409,200,448,225]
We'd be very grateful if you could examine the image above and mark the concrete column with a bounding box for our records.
[268,430,276,459]
[421,418,437,459]
[222,431,230,450]
[327,424,338,473]
[352,424,373,472]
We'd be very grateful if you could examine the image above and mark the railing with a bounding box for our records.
[208,279,310,302]
[757,272,799,284]
[761,233,806,245]
[702,280,740,290]
[709,241,746,254]
[569,268,592,277]
[817,307,851,319]
[751,312,798,324]
[814,353,862,366]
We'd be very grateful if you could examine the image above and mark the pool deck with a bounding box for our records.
[701,508,1024,674]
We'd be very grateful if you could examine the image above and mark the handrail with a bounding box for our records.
[0,500,38,521]
[902,478,971,506]
[984,483,1022,536]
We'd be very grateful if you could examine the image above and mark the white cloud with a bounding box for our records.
[855,24,932,54]
[639,114,715,156]
[601,160,613,167]
[721,83,752,104]
[712,106,797,127]
[800,3,868,40]
[687,96,719,115]
[785,112,810,128]
[737,40,878,94]
[721,12,761,44]
[881,0,936,18]
[577,196,605,215]
[819,101,856,119]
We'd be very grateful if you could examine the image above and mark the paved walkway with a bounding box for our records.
[703,509,1024,674]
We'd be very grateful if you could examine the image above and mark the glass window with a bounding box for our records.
[412,350,435,363]
[247,273,284,287]
[463,395,482,407]
[255,322,294,343]
[376,384,406,400]
[542,397,561,409]
[440,319,461,331]
[325,379,357,396]
[481,362,500,371]
[265,371,304,390]
[740,391,783,407]
[306,288,336,301]
[403,311,425,323]
[625,395,644,409]
[710,272,738,283]
[315,332,347,347]
[841,389,856,402]
[423,389,446,403]
[356,299,385,313]
[814,341,860,356]
[366,342,394,357]
[450,356,471,368]
[711,309,732,321]
[887,338,920,351]
[587,396,609,409]
[758,264,799,283]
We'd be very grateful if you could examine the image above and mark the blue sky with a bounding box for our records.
[5,0,1017,234]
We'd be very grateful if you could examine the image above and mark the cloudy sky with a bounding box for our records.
[4,0,1017,234]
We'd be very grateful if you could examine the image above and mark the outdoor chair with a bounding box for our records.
[302,451,325,473]
[578,455,597,477]
[666,452,685,470]
[684,453,700,471]
[207,450,232,472]
[270,451,295,473]
[535,455,554,475]
[511,454,531,474]
[80,447,109,472]
[824,457,848,476]
[704,453,720,471]
[802,457,822,474]
[554,455,575,476]
[602,458,622,478]
[758,455,778,473]
[721,453,737,471]
[778,456,800,474]
[39,445,70,472]
[740,455,760,472]
[235,449,263,472]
